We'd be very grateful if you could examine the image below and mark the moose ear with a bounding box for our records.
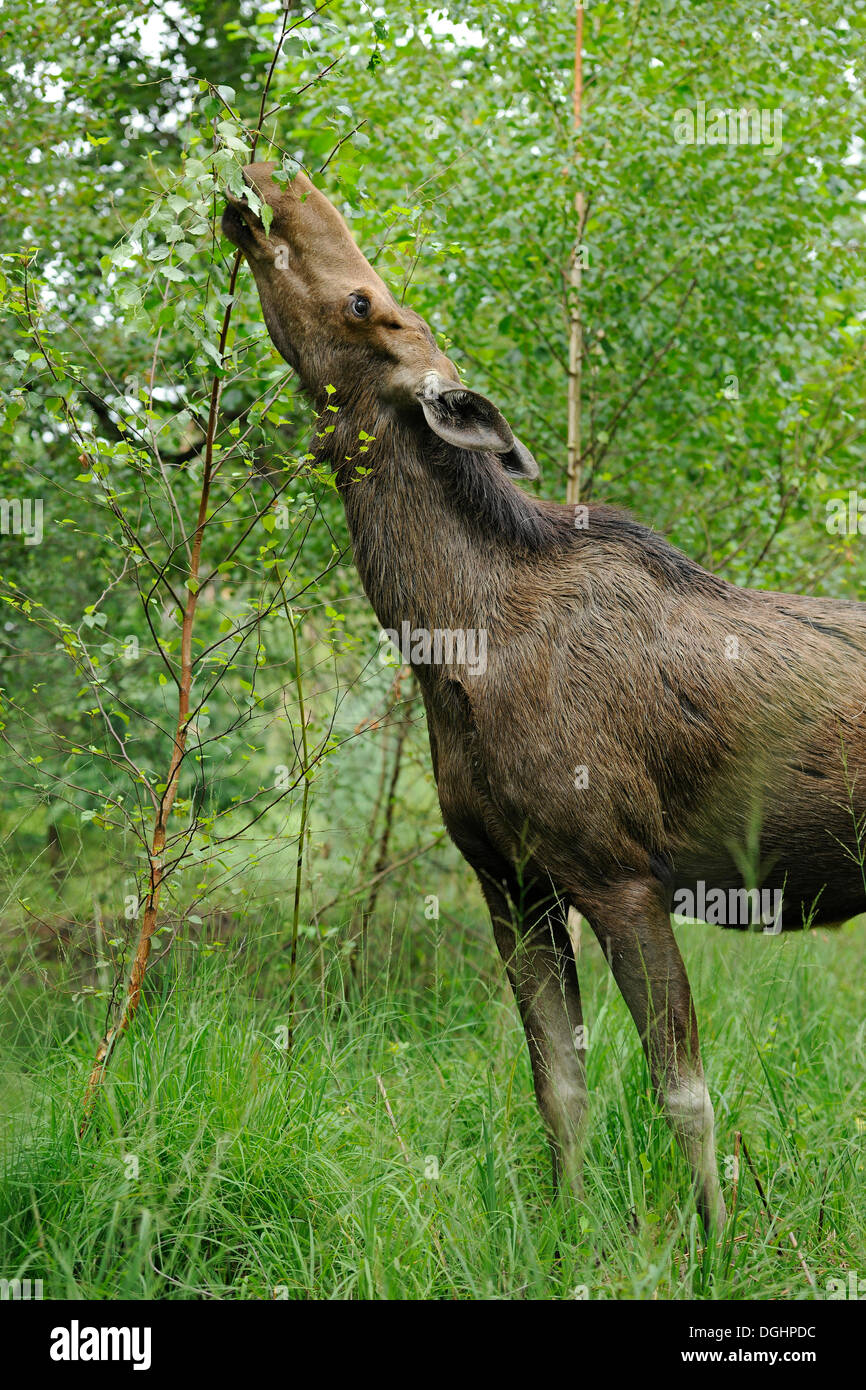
[501,436,539,480]
[417,376,513,452]
[415,372,539,480]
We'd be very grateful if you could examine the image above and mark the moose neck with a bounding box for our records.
[324,411,558,640]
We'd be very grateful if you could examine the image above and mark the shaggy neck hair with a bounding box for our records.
[313,396,731,639]
[316,405,571,635]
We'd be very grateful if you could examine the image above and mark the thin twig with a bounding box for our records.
[376,1074,411,1164]
[739,1132,816,1290]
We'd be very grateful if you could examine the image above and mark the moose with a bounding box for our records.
[223,162,866,1232]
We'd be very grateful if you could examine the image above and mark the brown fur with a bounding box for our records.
[223,163,866,1230]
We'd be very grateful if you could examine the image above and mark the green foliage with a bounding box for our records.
[3,1,865,908]
[1,0,865,1298]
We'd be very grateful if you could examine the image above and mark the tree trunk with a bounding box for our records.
[567,2,586,949]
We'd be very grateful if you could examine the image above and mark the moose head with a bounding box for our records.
[222,162,537,480]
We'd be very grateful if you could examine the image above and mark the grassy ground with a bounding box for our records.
[1,909,864,1300]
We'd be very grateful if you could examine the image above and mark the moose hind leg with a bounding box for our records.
[482,874,588,1196]
[589,879,726,1232]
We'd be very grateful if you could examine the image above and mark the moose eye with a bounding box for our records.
[349,293,371,320]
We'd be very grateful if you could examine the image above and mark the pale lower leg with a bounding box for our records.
[589,881,727,1232]
[487,882,588,1194]
[664,1068,726,1231]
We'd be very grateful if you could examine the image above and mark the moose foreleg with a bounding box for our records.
[589,881,726,1233]
[482,876,589,1196]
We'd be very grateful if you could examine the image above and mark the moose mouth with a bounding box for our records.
[220,199,249,247]
[220,189,266,251]
[222,196,302,373]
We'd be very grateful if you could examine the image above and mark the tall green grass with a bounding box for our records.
[1,912,864,1299]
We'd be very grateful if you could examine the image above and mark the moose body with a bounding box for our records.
[224,163,866,1231]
